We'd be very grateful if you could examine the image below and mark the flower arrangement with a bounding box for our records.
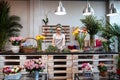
[98,62,107,72]
[36,35,45,51]
[23,58,45,73]
[72,27,87,51]
[2,66,22,75]
[9,36,22,46]
[80,63,92,71]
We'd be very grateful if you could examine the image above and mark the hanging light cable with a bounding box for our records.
[55,1,66,15]
[107,3,118,16]
[83,1,94,16]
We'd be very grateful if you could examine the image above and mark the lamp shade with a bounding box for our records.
[83,3,94,16]
[55,1,66,15]
[107,3,118,16]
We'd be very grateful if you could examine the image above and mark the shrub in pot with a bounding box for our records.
[0,1,22,51]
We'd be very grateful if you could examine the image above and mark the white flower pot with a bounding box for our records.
[11,46,20,53]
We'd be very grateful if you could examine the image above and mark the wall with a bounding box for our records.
[7,0,106,50]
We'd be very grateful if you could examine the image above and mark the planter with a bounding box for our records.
[11,46,20,53]
[4,73,21,80]
[116,69,120,75]
[99,72,107,77]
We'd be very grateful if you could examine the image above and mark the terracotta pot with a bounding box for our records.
[99,72,107,77]
[116,69,120,75]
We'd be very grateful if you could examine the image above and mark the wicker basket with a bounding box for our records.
[20,38,38,53]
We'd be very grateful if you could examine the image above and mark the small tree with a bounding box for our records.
[0,1,23,51]
[81,15,102,50]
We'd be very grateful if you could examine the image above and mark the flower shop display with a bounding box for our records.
[0,1,23,51]
[98,62,107,77]
[20,38,38,53]
[81,15,102,51]
[36,35,45,51]
[72,27,87,51]
[23,58,45,80]
[2,66,22,80]
[9,36,22,53]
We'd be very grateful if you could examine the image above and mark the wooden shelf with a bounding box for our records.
[42,25,70,42]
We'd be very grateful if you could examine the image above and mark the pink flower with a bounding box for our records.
[10,37,15,41]
[15,37,22,41]
[23,58,45,72]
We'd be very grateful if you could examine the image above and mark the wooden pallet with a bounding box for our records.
[48,55,72,80]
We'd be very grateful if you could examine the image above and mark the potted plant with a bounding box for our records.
[23,58,45,80]
[0,1,23,51]
[81,15,102,51]
[72,27,87,51]
[2,66,22,80]
[98,62,107,77]
[102,23,120,52]
[9,36,22,53]
[116,55,120,75]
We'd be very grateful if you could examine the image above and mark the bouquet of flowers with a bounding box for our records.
[36,35,45,51]
[2,66,22,75]
[9,36,22,46]
[98,62,107,72]
[23,58,45,73]
[80,63,92,77]
[80,63,92,71]
[72,27,87,51]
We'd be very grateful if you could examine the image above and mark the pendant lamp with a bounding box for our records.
[55,1,66,15]
[83,2,94,16]
[107,3,118,16]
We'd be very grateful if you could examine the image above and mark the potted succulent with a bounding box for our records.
[116,55,120,75]
[81,15,102,51]
[0,1,23,51]
[98,62,107,77]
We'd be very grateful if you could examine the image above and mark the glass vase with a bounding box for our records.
[78,39,84,52]
[37,40,42,52]
[90,35,95,51]
[34,71,39,80]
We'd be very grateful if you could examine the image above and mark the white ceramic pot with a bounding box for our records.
[11,46,20,53]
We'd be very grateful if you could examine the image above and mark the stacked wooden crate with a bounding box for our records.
[98,54,116,72]
[48,55,72,80]
[73,54,94,80]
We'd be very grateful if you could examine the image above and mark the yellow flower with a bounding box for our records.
[72,28,80,36]
[36,35,45,41]
[36,35,40,40]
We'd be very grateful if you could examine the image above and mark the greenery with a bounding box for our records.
[62,48,70,53]
[46,45,59,52]
[98,63,107,72]
[101,22,120,51]
[81,15,102,50]
[0,1,23,51]
[80,15,102,36]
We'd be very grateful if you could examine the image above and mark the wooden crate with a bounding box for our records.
[48,55,72,80]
